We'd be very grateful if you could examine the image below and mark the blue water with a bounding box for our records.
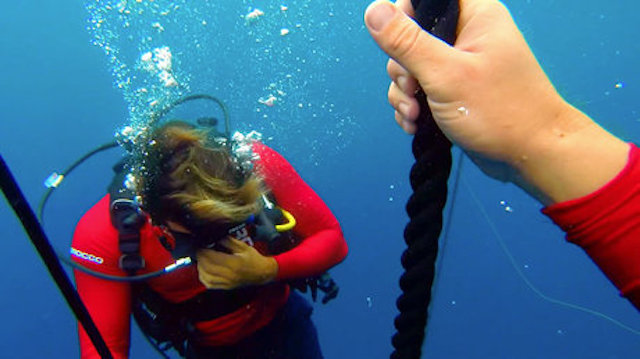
[1,1,639,358]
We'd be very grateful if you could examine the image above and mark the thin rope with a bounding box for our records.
[462,171,640,336]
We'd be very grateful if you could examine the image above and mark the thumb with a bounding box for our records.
[364,0,453,83]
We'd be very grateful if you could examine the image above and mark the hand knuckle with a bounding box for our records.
[388,22,421,60]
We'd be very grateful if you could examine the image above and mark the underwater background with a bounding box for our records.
[1,0,640,358]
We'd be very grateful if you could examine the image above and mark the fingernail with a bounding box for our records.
[398,102,410,119]
[367,2,396,32]
[397,76,408,92]
[402,119,417,134]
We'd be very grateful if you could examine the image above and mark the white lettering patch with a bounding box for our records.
[70,247,104,264]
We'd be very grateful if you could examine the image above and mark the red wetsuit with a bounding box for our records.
[543,143,640,310]
[72,143,348,359]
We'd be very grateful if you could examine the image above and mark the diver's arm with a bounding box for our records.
[72,196,132,358]
[75,271,132,359]
[542,143,640,309]
[253,143,348,280]
[364,0,628,205]
[364,0,638,309]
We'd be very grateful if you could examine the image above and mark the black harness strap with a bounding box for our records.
[111,199,146,274]
[108,160,145,275]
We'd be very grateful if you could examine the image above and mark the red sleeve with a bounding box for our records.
[72,195,132,359]
[542,143,640,310]
[253,143,348,280]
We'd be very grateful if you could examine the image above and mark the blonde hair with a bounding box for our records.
[141,121,263,226]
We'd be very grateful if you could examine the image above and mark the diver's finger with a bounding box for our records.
[197,257,236,278]
[197,248,232,263]
[390,80,419,135]
[198,271,232,289]
[395,110,417,134]
[365,1,456,84]
[388,81,420,121]
[387,59,419,96]
[218,237,248,252]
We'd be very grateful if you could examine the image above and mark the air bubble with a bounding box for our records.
[499,200,514,213]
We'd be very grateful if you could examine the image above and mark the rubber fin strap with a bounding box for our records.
[0,155,114,359]
[391,1,459,359]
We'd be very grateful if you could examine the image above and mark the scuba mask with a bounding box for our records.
[160,217,255,260]
[157,195,296,260]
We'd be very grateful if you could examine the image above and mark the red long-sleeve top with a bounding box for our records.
[71,143,348,358]
[543,143,640,310]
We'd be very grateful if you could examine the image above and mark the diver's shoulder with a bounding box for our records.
[74,194,118,242]
[251,141,288,166]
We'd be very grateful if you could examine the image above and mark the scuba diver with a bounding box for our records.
[70,119,348,358]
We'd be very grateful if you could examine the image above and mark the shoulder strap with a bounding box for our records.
[108,159,146,275]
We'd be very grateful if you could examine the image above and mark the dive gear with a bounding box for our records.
[149,94,231,138]
[158,194,300,262]
[160,221,249,260]
[35,94,341,358]
[38,94,231,281]
[290,273,339,305]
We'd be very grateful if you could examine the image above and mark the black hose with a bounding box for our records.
[149,94,231,139]
[34,140,186,282]
[391,1,459,358]
[35,94,229,283]
[0,155,114,359]
[38,141,119,225]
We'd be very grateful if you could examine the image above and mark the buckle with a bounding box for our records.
[119,253,145,272]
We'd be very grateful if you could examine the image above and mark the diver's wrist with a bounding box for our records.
[511,103,628,205]
[257,257,278,284]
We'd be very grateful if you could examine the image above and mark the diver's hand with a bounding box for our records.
[196,238,278,290]
[365,0,566,171]
[364,0,627,204]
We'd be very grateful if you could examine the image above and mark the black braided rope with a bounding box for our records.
[391,1,459,358]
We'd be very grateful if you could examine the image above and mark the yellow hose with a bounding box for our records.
[275,208,296,232]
